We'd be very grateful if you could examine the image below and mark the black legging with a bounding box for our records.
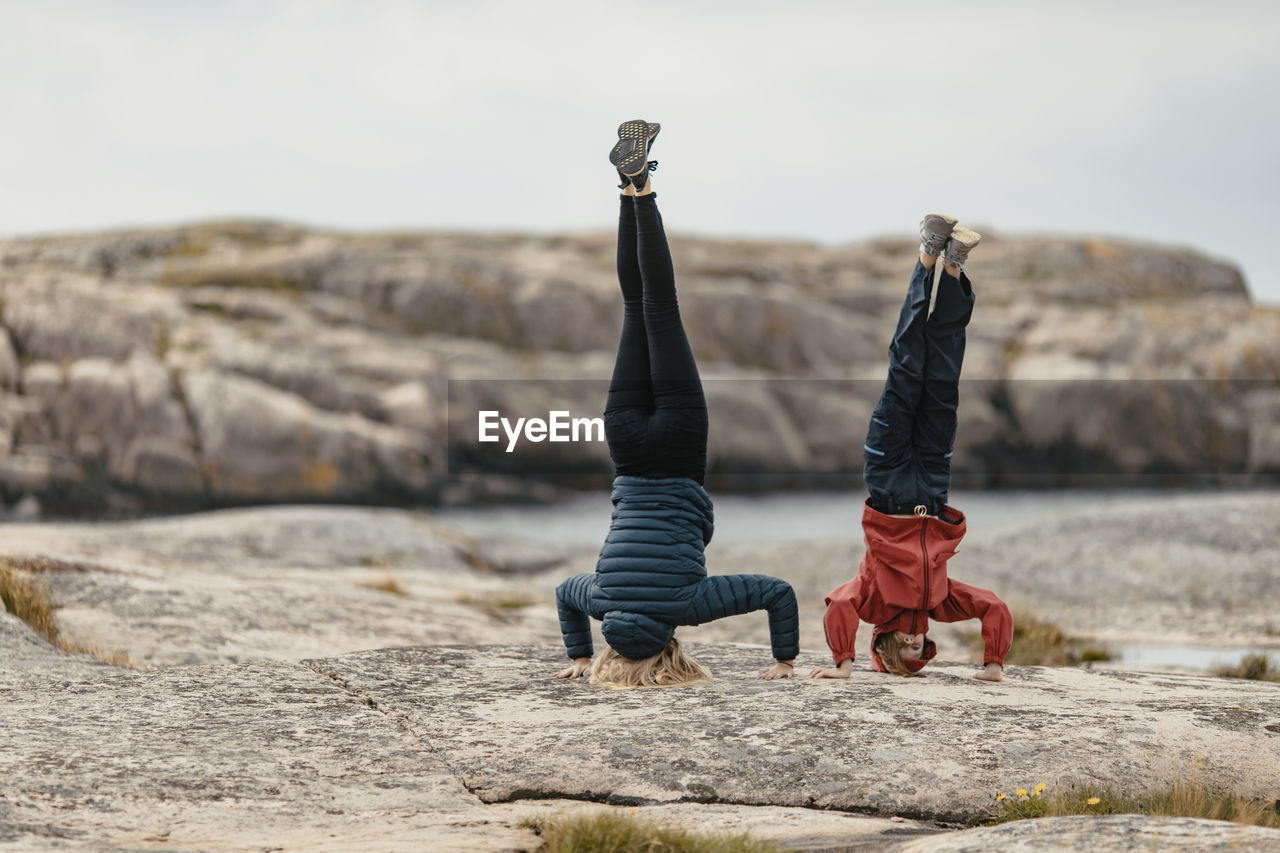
[604,194,708,483]
[863,260,975,515]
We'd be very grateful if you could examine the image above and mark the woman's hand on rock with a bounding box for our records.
[758,661,795,680]
[554,657,591,679]
[972,662,1004,682]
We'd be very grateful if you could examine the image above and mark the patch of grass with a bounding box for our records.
[1,556,135,668]
[968,611,1111,667]
[358,571,410,597]
[522,810,781,853]
[158,269,303,292]
[165,236,213,257]
[1,560,59,644]
[987,776,1280,829]
[154,320,172,357]
[1214,653,1280,683]
[455,588,534,621]
[187,301,232,317]
[358,552,410,569]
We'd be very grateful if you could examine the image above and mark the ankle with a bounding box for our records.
[634,176,653,196]
[920,252,937,270]
[944,263,962,278]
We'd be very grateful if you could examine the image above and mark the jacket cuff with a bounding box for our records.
[831,651,856,665]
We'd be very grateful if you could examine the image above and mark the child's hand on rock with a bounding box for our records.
[972,662,1003,682]
[808,659,853,679]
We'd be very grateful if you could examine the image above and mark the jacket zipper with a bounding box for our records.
[920,517,929,611]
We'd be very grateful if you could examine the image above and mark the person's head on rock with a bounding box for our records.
[589,612,711,688]
[871,628,933,677]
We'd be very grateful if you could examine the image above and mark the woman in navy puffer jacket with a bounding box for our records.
[554,121,800,687]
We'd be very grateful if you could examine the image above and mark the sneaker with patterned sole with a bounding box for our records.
[609,120,660,189]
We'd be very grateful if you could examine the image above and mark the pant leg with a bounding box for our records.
[912,269,974,506]
[632,193,708,482]
[605,195,657,475]
[864,260,934,512]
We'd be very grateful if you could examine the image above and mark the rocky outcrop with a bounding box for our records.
[2,222,1278,515]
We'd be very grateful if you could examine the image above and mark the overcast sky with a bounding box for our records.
[2,1,1277,302]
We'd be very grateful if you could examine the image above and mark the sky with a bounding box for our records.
[2,0,1278,302]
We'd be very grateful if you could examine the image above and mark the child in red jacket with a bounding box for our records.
[810,215,1012,681]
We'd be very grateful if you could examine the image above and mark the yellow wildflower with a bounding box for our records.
[1034,783,1047,794]
[628,807,638,813]
[995,793,1007,802]
[1016,788,1028,798]
[1087,797,1101,805]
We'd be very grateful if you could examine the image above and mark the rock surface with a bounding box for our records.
[0,655,533,852]
[3,634,1278,850]
[3,495,1280,850]
[890,815,1280,852]
[2,223,1278,515]
[309,645,1280,822]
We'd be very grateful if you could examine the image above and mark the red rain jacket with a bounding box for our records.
[822,502,1012,672]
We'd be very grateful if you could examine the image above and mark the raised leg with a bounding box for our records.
[633,193,708,482]
[604,195,656,475]
[912,267,975,505]
[863,257,934,511]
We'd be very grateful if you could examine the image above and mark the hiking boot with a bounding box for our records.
[942,227,982,270]
[919,213,958,258]
[609,120,660,189]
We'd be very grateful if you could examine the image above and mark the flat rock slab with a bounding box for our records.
[0,612,112,689]
[0,659,532,852]
[308,644,1280,823]
[891,815,1280,852]
[1,506,573,667]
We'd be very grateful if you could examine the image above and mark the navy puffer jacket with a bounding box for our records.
[556,476,800,662]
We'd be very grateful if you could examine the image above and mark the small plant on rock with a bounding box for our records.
[1213,653,1280,683]
[986,776,1280,828]
[968,610,1111,666]
[522,809,780,853]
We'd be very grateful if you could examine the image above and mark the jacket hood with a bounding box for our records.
[870,623,937,673]
[600,610,675,660]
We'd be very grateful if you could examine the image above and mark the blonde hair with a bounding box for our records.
[588,637,713,689]
[874,632,925,678]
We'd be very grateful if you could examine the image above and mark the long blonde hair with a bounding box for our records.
[874,632,925,678]
[589,637,713,689]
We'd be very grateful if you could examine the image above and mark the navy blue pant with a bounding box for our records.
[864,260,974,515]
[605,194,708,484]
